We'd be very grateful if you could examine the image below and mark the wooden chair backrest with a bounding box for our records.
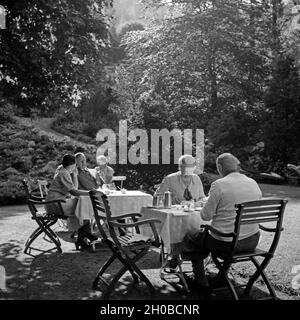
[22,178,32,197]
[89,190,110,240]
[37,179,48,197]
[232,199,288,255]
[112,176,126,188]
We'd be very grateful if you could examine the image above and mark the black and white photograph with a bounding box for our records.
[0,0,300,311]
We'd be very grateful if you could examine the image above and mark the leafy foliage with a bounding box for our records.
[262,54,300,164]
[0,0,112,116]
[113,0,276,131]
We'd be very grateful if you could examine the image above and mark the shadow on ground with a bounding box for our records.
[0,238,281,301]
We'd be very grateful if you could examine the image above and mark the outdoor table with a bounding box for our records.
[140,205,210,291]
[74,190,153,224]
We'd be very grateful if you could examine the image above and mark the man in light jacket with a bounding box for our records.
[182,153,262,296]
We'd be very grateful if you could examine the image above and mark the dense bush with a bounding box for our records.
[262,55,300,164]
[0,96,17,124]
[0,121,97,205]
[0,119,216,205]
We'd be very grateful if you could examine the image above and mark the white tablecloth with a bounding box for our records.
[141,206,207,253]
[74,190,153,225]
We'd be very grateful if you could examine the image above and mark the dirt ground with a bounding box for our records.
[0,183,299,300]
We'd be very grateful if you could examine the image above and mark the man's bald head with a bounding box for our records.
[216,153,241,177]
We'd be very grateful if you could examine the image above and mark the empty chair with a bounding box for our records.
[37,179,49,198]
[89,190,161,299]
[202,198,287,300]
[111,176,126,189]
[22,178,44,200]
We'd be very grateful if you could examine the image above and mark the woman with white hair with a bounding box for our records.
[95,155,115,185]
[155,154,205,204]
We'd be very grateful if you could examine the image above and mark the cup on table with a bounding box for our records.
[153,194,164,208]
[195,197,208,209]
[102,184,110,195]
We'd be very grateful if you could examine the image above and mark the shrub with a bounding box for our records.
[0,97,16,124]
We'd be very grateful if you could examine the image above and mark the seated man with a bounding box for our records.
[75,152,102,190]
[181,153,262,296]
[155,154,205,269]
[155,154,205,204]
[95,155,115,185]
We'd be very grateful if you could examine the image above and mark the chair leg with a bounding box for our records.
[24,219,58,253]
[212,256,239,300]
[93,248,139,292]
[37,219,62,252]
[244,257,276,299]
[24,227,43,253]
[124,248,156,295]
[223,271,239,300]
[105,247,154,298]
[102,264,130,299]
[93,253,118,289]
[114,249,141,284]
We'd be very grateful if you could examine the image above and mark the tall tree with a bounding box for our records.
[0,0,112,116]
[114,0,275,131]
[263,55,300,163]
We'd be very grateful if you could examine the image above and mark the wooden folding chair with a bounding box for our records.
[22,178,44,201]
[202,198,287,300]
[24,198,69,254]
[37,179,49,198]
[23,179,69,254]
[37,178,68,231]
[89,190,161,299]
[112,176,126,189]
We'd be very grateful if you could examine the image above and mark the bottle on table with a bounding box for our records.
[163,191,172,208]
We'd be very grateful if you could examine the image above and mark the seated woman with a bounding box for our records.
[155,154,205,204]
[95,155,115,185]
[45,154,97,250]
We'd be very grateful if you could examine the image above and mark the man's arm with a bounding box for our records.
[105,166,114,184]
[200,181,221,221]
[71,167,78,189]
[155,176,170,195]
[195,175,205,200]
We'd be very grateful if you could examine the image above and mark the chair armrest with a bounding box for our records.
[30,195,45,201]
[110,219,161,247]
[109,213,142,220]
[110,218,161,228]
[29,199,66,205]
[202,224,236,238]
[259,224,284,233]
